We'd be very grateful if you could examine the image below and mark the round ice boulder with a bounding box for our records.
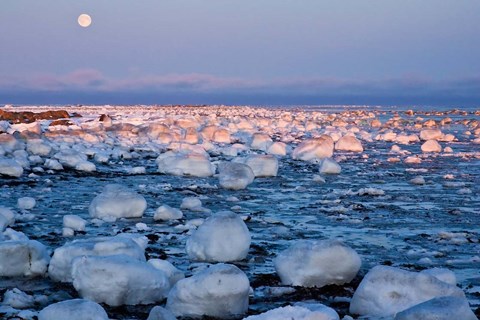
[243,304,339,320]
[72,255,170,306]
[17,197,36,210]
[335,135,363,152]
[0,207,15,230]
[349,265,466,317]
[89,184,147,219]
[421,140,442,153]
[292,136,334,162]
[156,150,214,177]
[38,299,109,320]
[274,239,361,287]
[318,158,341,174]
[420,268,457,286]
[186,211,251,262]
[0,239,50,277]
[154,204,183,221]
[243,154,279,177]
[63,215,87,232]
[0,158,23,177]
[394,296,478,320]
[148,259,185,286]
[166,263,250,318]
[147,306,177,320]
[218,162,255,190]
[48,235,146,282]
[420,129,443,141]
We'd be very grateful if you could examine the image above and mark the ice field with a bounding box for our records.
[0,104,479,319]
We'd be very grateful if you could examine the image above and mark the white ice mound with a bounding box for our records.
[318,158,341,174]
[148,259,185,286]
[167,263,250,318]
[335,135,364,152]
[420,268,457,285]
[243,304,339,320]
[63,215,87,232]
[349,265,466,317]
[53,149,88,168]
[0,207,15,231]
[420,129,443,141]
[243,154,279,177]
[26,140,52,156]
[48,235,146,282]
[38,299,109,320]
[292,136,334,161]
[147,306,177,320]
[274,239,361,288]
[394,296,478,320]
[154,204,183,221]
[0,231,49,277]
[89,184,147,219]
[17,197,36,210]
[186,211,251,262]
[156,150,214,177]
[72,254,170,306]
[0,158,23,177]
[218,162,255,190]
[421,140,442,153]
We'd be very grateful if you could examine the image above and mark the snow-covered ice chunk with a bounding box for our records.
[0,238,49,277]
[357,187,385,196]
[167,263,250,318]
[2,288,35,309]
[394,296,477,320]
[89,184,147,219]
[180,197,203,211]
[267,141,287,156]
[292,136,334,161]
[0,207,15,230]
[53,149,88,168]
[27,140,52,156]
[420,268,457,285]
[250,133,273,151]
[421,140,442,153]
[154,204,183,221]
[147,306,177,320]
[186,211,251,262]
[335,135,363,152]
[0,158,23,177]
[63,215,87,232]
[72,255,170,306]
[48,235,146,282]
[349,265,466,317]
[420,129,443,141]
[274,239,361,288]
[38,299,109,320]
[17,197,36,210]
[75,160,96,172]
[318,158,341,174]
[243,304,339,320]
[242,154,279,177]
[148,259,185,286]
[218,162,255,190]
[409,176,425,185]
[156,150,214,177]
[44,158,63,170]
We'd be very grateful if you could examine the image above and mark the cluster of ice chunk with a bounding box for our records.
[89,184,147,219]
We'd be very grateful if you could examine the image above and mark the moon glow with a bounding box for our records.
[78,14,92,28]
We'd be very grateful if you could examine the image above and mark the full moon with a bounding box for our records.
[78,14,92,28]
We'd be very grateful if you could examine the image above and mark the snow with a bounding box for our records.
[72,254,170,306]
[218,162,255,190]
[0,158,23,177]
[274,239,361,288]
[318,158,341,174]
[89,184,147,219]
[62,214,87,232]
[420,268,457,286]
[154,204,184,220]
[243,305,339,320]
[166,263,250,318]
[349,265,466,317]
[420,129,443,141]
[0,207,15,230]
[38,299,109,320]
[186,211,251,262]
[180,197,203,211]
[267,141,287,156]
[48,235,146,282]
[394,296,478,320]
[2,288,35,309]
[421,140,442,152]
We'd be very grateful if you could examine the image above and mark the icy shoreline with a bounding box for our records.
[0,104,479,319]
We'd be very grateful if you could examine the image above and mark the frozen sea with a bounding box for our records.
[0,104,479,319]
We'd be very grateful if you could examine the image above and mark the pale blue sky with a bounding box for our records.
[1,0,479,105]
